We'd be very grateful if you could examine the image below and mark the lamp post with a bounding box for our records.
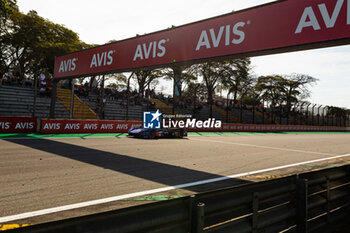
[126,72,134,121]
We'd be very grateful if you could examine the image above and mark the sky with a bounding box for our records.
[16,0,350,109]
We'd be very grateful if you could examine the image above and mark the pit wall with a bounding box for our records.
[0,117,349,134]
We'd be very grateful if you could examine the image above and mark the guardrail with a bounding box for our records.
[7,165,350,233]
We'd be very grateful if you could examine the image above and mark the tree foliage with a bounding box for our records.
[221,58,251,103]
[0,2,91,78]
[256,74,318,108]
[105,73,128,91]
[132,69,163,97]
[192,61,228,117]
[163,65,197,98]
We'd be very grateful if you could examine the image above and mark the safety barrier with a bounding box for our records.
[1,117,349,134]
[6,164,350,233]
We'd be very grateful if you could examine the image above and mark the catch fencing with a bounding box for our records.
[6,164,350,233]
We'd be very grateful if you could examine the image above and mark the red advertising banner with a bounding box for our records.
[0,117,37,133]
[54,0,350,78]
[40,119,348,134]
[41,119,142,134]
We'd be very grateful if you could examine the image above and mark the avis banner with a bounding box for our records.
[54,0,350,78]
[40,119,348,134]
[0,117,37,133]
[41,119,142,134]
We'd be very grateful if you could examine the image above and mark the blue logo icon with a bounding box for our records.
[143,110,162,129]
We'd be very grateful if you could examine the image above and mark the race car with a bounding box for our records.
[128,127,187,139]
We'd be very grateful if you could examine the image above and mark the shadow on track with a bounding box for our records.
[4,138,250,192]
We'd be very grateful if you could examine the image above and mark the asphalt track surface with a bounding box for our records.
[0,132,350,227]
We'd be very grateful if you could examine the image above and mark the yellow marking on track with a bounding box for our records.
[242,175,282,179]
[0,224,30,231]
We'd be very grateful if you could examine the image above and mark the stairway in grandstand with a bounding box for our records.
[56,88,99,119]
[0,85,69,118]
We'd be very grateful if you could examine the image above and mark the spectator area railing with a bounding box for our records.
[6,164,350,233]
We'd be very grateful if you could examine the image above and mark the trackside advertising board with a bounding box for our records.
[0,117,37,133]
[41,119,142,134]
[54,0,350,78]
[39,119,348,134]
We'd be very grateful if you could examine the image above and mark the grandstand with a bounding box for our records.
[79,94,145,121]
[0,84,149,121]
[0,83,348,127]
[0,85,69,119]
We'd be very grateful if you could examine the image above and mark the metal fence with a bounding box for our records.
[7,165,350,233]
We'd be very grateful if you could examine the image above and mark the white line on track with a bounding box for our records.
[190,138,337,156]
[1,153,349,223]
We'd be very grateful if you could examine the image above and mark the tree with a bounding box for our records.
[193,61,228,118]
[163,65,197,98]
[132,69,162,97]
[0,0,17,73]
[221,58,251,103]
[2,8,90,79]
[183,81,206,116]
[255,75,283,107]
[183,82,206,100]
[279,73,318,110]
[256,74,318,110]
[105,73,128,91]
[0,0,17,32]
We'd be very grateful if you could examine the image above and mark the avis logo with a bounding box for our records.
[196,21,247,51]
[90,50,115,68]
[58,58,77,73]
[133,39,167,61]
[143,110,162,129]
[295,0,350,34]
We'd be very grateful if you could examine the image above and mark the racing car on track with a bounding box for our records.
[128,127,187,139]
